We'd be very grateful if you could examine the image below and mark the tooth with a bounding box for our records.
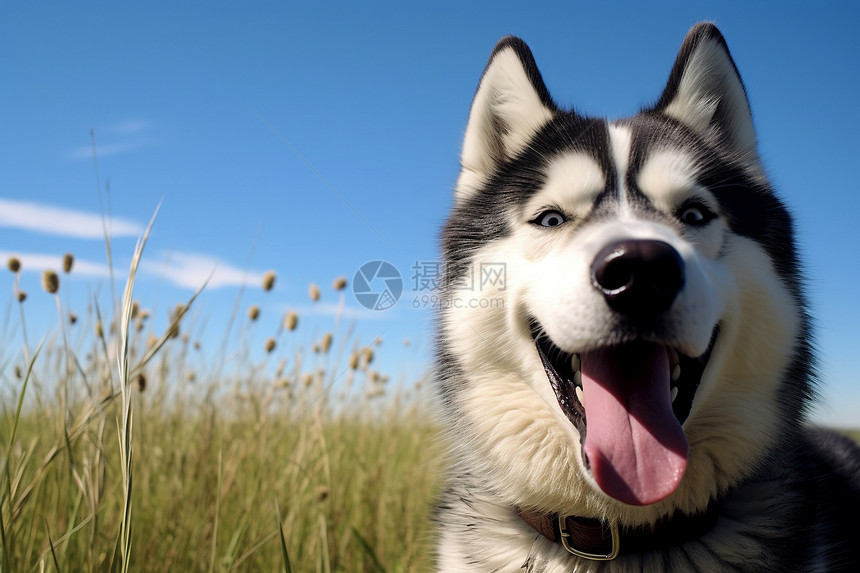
[575,386,584,405]
[571,354,581,373]
[671,364,681,383]
[573,371,582,388]
[671,387,679,403]
[668,347,680,369]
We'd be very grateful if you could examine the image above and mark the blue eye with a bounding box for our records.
[678,203,715,226]
[534,210,566,227]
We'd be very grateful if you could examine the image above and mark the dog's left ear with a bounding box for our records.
[652,24,759,162]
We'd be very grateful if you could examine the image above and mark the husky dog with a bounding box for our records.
[434,24,860,572]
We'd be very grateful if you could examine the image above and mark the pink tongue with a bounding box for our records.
[581,343,688,506]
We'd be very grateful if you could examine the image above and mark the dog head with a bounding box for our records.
[438,24,810,522]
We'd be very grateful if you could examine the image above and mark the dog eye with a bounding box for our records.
[533,210,567,227]
[678,204,714,226]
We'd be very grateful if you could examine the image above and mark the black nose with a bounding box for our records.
[591,240,685,316]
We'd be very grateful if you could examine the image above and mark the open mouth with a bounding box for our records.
[531,320,718,506]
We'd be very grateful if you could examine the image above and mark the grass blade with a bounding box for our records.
[1,339,44,572]
[275,500,292,573]
[6,339,45,452]
[318,514,331,573]
[351,526,386,573]
[208,440,223,573]
[46,522,61,572]
[0,503,8,573]
[112,205,159,573]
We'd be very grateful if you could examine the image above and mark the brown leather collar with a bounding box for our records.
[517,500,721,561]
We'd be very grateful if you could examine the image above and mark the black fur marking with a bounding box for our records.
[625,113,807,302]
[442,114,609,288]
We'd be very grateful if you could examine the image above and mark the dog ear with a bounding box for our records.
[456,37,557,203]
[652,24,759,161]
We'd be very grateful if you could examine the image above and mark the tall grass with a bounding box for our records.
[0,237,441,571]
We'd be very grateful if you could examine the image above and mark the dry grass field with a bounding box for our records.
[1,237,441,572]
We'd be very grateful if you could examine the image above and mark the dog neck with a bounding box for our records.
[516,500,721,561]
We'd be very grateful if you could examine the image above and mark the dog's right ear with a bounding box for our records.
[456,37,557,204]
[652,24,759,162]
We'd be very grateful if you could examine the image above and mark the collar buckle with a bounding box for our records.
[557,515,620,561]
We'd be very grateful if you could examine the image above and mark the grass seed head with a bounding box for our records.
[308,283,321,302]
[171,303,186,320]
[314,485,330,501]
[332,276,348,291]
[69,312,78,324]
[348,351,359,370]
[136,373,147,392]
[7,257,21,273]
[16,290,26,303]
[284,310,298,331]
[95,320,104,338]
[62,252,74,273]
[167,303,185,339]
[321,332,333,354]
[264,337,276,353]
[41,270,59,294]
[362,346,374,366]
[248,305,260,321]
[262,270,276,291]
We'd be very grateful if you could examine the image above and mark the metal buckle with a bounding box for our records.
[557,515,620,561]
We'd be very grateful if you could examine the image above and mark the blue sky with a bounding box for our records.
[2,2,858,425]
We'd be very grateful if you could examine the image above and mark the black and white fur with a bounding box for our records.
[434,24,860,572]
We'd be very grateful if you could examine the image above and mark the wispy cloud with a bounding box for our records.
[70,139,155,160]
[140,251,267,290]
[0,198,143,239]
[0,251,112,278]
[70,119,156,160]
[103,119,152,135]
